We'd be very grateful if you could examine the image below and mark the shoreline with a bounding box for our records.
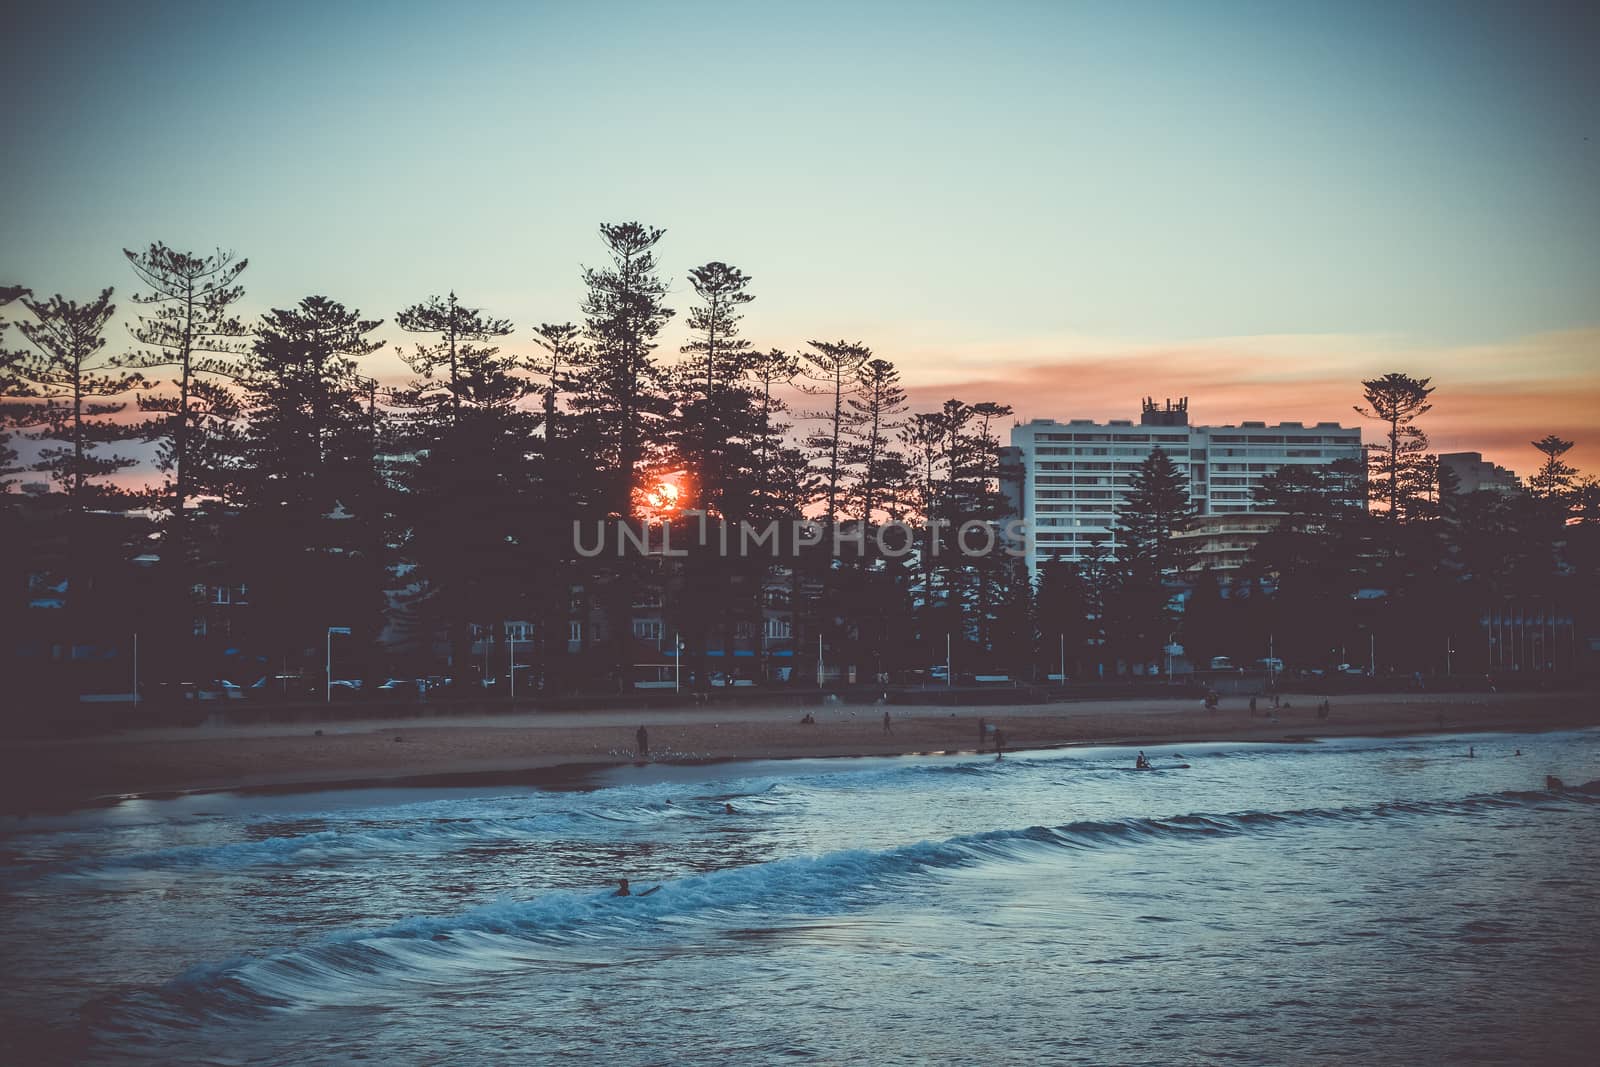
[2,690,1594,813]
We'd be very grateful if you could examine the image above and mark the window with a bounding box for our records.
[569,586,585,612]
[633,619,663,642]
[568,621,582,644]
[506,622,530,642]
[211,586,230,605]
[193,617,208,637]
[764,617,793,640]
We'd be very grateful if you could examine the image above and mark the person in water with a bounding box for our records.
[1136,751,1151,770]
[614,878,632,897]
[724,803,736,814]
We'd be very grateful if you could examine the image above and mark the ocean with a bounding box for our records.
[3,729,1597,1065]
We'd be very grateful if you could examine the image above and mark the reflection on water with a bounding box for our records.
[2,731,1597,1064]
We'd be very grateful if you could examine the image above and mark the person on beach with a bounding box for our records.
[978,717,987,747]
[993,728,1006,760]
[636,726,649,759]
[883,710,892,734]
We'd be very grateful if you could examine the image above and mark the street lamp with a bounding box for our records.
[509,630,519,701]
[326,626,351,702]
[1166,631,1178,685]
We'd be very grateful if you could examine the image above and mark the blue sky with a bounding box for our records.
[3,0,1597,469]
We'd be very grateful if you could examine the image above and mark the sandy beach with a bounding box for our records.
[2,689,1594,810]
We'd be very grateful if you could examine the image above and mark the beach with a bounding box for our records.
[4,689,1594,809]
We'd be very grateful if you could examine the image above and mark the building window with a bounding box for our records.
[193,617,208,637]
[506,622,530,642]
[764,617,792,640]
[568,621,582,644]
[633,619,663,642]
[211,585,230,605]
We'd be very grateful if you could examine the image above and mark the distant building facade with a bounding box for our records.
[1440,452,1519,495]
[1171,512,1283,573]
[1008,397,1362,573]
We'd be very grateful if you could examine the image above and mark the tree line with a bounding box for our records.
[2,233,1596,702]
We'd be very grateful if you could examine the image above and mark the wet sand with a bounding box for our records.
[2,690,1594,810]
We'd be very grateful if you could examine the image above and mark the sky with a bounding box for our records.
[3,0,1597,477]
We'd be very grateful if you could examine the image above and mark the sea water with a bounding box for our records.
[2,729,1597,1065]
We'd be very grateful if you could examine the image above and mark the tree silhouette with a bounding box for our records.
[1529,434,1576,504]
[121,244,249,523]
[1355,372,1434,523]
[797,339,871,523]
[13,289,145,510]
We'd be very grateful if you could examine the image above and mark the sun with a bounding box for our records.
[645,480,681,511]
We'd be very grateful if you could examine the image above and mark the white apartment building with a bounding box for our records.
[1008,398,1362,574]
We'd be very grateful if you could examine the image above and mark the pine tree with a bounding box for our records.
[232,296,386,685]
[797,339,870,523]
[1106,448,1194,671]
[390,292,535,684]
[844,358,908,525]
[393,293,515,428]
[1529,434,1576,504]
[1355,372,1434,523]
[530,322,583,449]
[572,222,675,518]
[0,286,36,494]
[745,347,800,516]
[121,244,250,522]
[675,262,756,519]
[1116,447,1195,574]
[11,289,144,510]
[569,223,675,685]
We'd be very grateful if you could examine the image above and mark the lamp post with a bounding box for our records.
[132,632,139,708]
[675,632,684,693]
[326,626,351,702]
[946,632,953,688]
[1059,632,1065,688]
[1166,631,1177,685]
[509,631,518,701]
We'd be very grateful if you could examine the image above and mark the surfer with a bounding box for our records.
[614,878,632,897]
[724,803,737,814]
[1136,751,1151,770]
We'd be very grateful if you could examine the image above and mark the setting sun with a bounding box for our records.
[645,480,681,511]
